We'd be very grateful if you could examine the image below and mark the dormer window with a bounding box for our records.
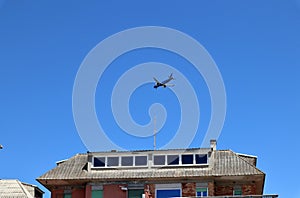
[167,155,179,165]
[107,157,119,167]
[121,156,133,166]
[135,156,147,166]
[182,154,193,164]
[154,155,165,165]
[196,154,207,164]
[92,151,208,168]
[93,157,105,167]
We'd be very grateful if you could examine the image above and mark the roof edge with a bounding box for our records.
[230,150,265,175]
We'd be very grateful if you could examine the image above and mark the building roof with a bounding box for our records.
[0,179,42,198]
[212,150,263,176]
[37,150,264,183]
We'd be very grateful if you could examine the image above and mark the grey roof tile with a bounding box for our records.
[37,150,265,182]
[0,180,34,198]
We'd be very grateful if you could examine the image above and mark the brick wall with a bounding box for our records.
[72,188,85,198]
[51,189,64,198]
[208,181,215,196]
[182,183,196,197]
[104,184,127,198]
[242,184,256,195]
[215,185,234,196]
[144,184,155,198]
[214,183,257,196]
[51,181,259,197]
[85,185,92,198]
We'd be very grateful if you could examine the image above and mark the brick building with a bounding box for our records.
[37,140,277,198]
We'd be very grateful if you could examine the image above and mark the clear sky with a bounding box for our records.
[0,1,299,197]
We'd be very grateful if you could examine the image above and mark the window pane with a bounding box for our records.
[234,189,242,195]
[182,154,193,164]
[135,156,147,166]
[64,194,72,198]
[197,187,207,192]
[195,154,207,164]
[167,155,179,165]
[156,189,180,198]
[196,188,208,197]
[92,190,103,198]
[94,157,105,167]
[128,189,144,198]
[154,155,165,165]
[121,156,133,166]
[107,157,119,166]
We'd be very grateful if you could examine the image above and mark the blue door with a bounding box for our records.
[156,189,181,198]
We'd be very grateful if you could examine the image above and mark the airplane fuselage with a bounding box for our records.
[154,83,167,89]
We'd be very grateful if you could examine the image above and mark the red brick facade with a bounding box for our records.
[85,185,92,198]
[242,184,257,195]
[208,181,215,196]
[51,189,64,198]
[144,184,155,198]
[71,189,85,198]
[50,182,257,198]
[103,184,127,198]
[214,183,257,196]
[215,185,234,196]
[182,182,196,197]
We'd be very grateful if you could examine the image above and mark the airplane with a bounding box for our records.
[153,73,175,89]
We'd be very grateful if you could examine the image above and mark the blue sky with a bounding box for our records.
[0,1,299,197]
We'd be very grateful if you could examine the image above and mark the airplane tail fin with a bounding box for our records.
[169,73,174,80]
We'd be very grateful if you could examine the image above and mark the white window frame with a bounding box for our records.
[196,187,208,197]
[195,154,208,165]
[181,154,195,165]
[91,152,208,168]
[166,154,180,166]
[121,156,134,167]
[152,153,209,167]
[134,155,148,167]
[92,156,106,168]
[106,156,120,167]
[92,155,148,168]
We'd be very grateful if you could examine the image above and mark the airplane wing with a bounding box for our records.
[165,84,175,87]
[153,77,160,83]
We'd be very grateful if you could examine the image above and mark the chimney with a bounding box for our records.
[210,139,217,151]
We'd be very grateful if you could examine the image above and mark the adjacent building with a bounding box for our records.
[37,140,277,198]
[0,179,44,198]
